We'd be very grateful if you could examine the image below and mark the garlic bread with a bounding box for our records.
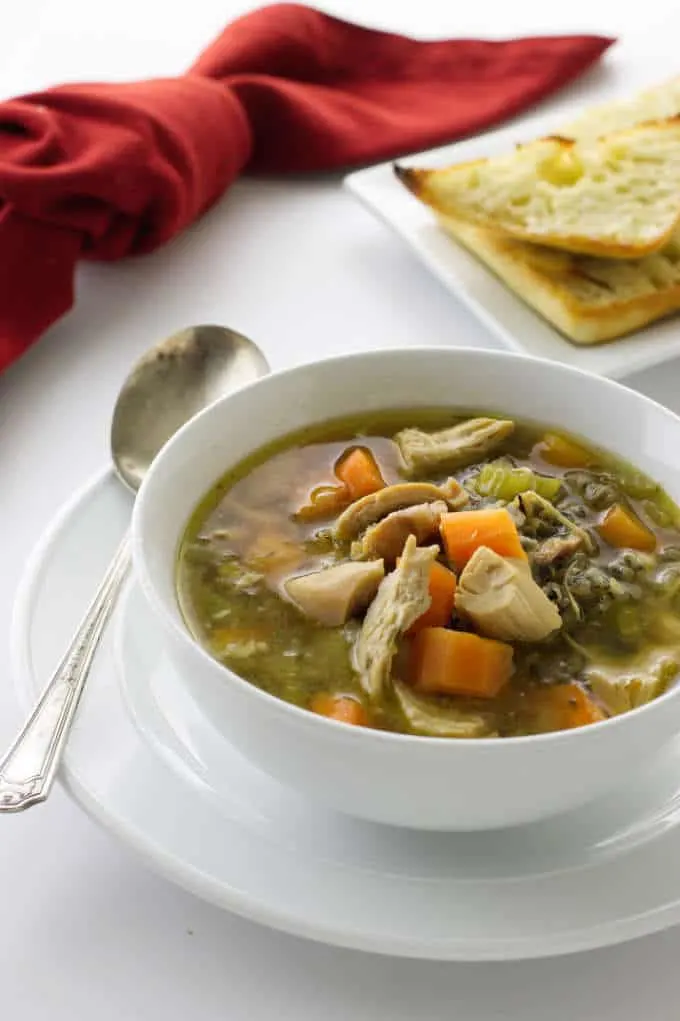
[437,213,680,345]
[396,118,680,259]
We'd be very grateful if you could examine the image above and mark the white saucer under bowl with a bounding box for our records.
[12,469,680,961]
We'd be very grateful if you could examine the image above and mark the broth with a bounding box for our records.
[177,409,680,737]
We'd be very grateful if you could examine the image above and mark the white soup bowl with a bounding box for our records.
[132,348,680,830]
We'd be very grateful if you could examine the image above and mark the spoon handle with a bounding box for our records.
[0,532,131,813]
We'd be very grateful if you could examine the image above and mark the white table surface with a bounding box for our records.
[3,1,680,1016]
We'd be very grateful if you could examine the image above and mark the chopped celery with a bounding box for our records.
[473,460,562,504]
[643,492,680,529]
[618,468,658,500]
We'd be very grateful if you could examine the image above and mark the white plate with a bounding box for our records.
[13,469,680,961]
[344,112,680,381]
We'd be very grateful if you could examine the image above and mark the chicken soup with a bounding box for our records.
[177,410,680,737]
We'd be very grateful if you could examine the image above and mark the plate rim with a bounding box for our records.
[10,467,680,962]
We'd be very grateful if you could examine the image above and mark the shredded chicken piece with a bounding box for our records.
[354,536,438,699]
[285,561,384,626]
[334,481,464,541]
[394,682,491,738]
[532,533,584,566]
[437,477,469,509]
[456,546,562,642]
[351,501,447,563]
[586,647,680,714]
[396,418,514,476]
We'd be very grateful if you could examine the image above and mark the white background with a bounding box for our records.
[3,1,680,1016]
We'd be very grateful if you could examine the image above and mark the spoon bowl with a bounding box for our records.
[111,325,270,492]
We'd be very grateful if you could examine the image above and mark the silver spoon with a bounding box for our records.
[0,325,269,813]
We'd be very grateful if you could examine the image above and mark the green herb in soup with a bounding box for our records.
[176,410,680,738]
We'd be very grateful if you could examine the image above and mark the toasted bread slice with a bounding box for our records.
[397,119,680,259]
[436,213,680,345]
[561,77,680,141]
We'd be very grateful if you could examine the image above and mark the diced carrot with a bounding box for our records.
[409,627,513,699]
[294,484,350,522]
[538,432,592,469]
[525,683,607,732]
[439,508,526,571]
[408,562,457,633]
[335,446,386,500]
[310,693,369,727]
[598,503,656,552]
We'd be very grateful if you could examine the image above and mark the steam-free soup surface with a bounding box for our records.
[177,409,680,738]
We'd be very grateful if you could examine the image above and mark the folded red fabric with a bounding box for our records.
[0,3,613,371]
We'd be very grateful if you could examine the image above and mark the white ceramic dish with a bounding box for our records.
[344,112,680,381]
[132,346,680,831]
[15,468,680,960]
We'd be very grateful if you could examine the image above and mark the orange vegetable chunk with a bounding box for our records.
[439,508,526,570]
[598,503,656,552]
[335,447,386,500]
[539,432,592,469]
[410,627,513,698]
[408,561,457,633]
[525,683,607,731]
[310,693,369,727]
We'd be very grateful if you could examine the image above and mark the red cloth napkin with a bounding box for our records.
[0,3,613,371]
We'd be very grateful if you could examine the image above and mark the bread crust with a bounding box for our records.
[437,213,680,346]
